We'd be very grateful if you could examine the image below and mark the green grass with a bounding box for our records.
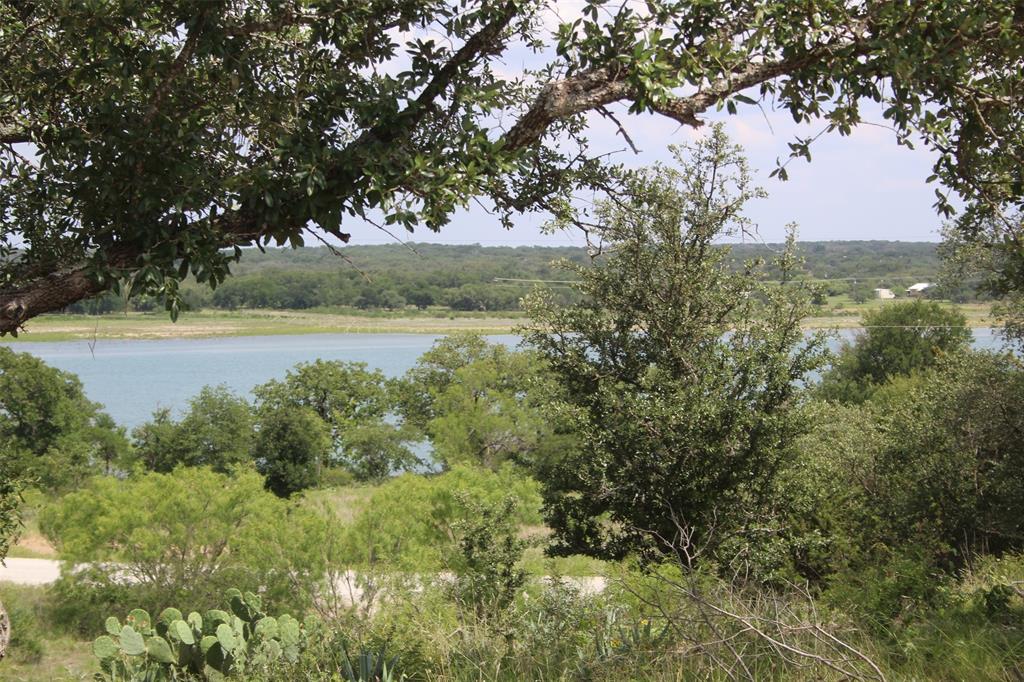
[0,583,96,681]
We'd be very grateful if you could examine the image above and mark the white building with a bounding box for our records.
[874,288,896,300]
[906,282,934,297]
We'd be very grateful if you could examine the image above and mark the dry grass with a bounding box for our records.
[7,310,522,342]
[6,301,995,343]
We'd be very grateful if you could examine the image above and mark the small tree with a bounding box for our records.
[0,347,127,490]
[253,407,332,498]
[447,494,526,625]
[130,385,254,473]
[253,361,413,481]
[524,127,825,562]
[818,300,972,403]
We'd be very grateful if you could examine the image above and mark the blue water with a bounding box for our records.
[1,329,1004,429]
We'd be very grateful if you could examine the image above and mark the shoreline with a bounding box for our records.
[1,304,996,343]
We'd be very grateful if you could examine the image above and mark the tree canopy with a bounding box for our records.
[2,1,1023,334]
[817,300,972,403]
[524,128,826,562]
[0,346,128,490]
[129,385,255,473]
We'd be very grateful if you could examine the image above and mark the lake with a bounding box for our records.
[2,328,1005,429]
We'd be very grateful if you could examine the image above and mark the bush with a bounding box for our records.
[818,300,972,403]
[40,467,328,613]
[869,352,1024,567]
[2,588,44,664]
[341,464,542,572]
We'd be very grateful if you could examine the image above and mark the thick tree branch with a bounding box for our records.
[0,3,521,335]
[0,123,30,145]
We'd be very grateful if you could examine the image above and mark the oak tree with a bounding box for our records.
[524,128,826,561]
[2,1,1022,334]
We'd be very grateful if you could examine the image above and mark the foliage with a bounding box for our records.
[5,0,1024,333]
[340,421,422,483]
[39,467,327,612]
[768,401,885,583]
[0,447,23,563]
[0,347,128,491]
[341,464,542,572]
[402,335,574,471]
[129,385,254,473]
[253,406,332,497]
[254,360,414,481]
[868,352,1024,567]
[93,590,304,681]
[524,128,826,562]
[446,495,527,624]
[396,333,496,431]
[817,300,972,403]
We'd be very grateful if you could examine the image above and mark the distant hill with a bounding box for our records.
[66,241,980,315]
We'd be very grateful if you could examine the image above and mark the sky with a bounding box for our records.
[344,101,948,248]
[343,3,950,249]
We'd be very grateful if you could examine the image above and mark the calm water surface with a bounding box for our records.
[2,329,1003,429]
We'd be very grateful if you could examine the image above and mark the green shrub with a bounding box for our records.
[341,464,542,571]
[3,589,44,664]
[446,495,526,625]
[870,352,1024,567]
[40,467,329,612]
[817,300,971,403]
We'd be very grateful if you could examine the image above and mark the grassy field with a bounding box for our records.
[0,583,97,681]
[7,491,56,560]
[1,301,996,343]
[3,309,526,342]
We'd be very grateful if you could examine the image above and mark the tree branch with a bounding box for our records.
[0,123,30,145]
[0,3,522,335]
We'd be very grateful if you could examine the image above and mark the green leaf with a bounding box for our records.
[146,636,175,664]
[93,635,119,661]
[170,619,195,645]
[127,608,152,632]
[119,625,146,656]
[200,634,218,654]
[254,616,279,640]
[216,623,237,652]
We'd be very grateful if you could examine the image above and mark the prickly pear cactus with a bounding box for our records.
[92,590,304,681]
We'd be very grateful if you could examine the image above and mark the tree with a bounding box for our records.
[340,421,421,482]
[0,347,127,490]
[0,445,22,563]
[868,352,1024,568]
[129,385,254,473]
[253,406,332,498]
[426,345,571,471]
[253,360,414,481]
[3,2,1023,334]
[817,300,972,403]
[396,333,496,431]
[523,128,826,562]
[942,211,1024,350]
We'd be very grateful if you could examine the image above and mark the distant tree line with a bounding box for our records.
[58,241,987,315]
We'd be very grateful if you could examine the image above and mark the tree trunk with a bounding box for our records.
[0,597,9,660]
